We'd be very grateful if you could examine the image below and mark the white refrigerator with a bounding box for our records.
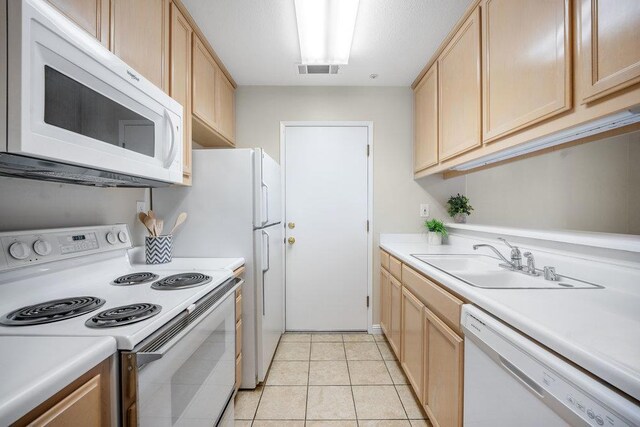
[152,148,284,388]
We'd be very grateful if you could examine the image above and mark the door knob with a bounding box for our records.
[288,237,296,244]
[288,222,296,229]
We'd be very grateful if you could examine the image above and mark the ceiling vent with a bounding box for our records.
[298,64,340,75]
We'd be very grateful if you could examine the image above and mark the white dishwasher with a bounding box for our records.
[461,305,640,427]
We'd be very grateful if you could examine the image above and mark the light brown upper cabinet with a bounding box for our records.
[192,36,236,147]
[438,7,482,161]
[216,71,236,143]
[110,0,169,91]
[424,308,464,427]
[401,287,425,403]
[169,2,193,186]
[482,0,571,143]
[579,0,640,103]
[46,0,109,47]
[414,65,439,172]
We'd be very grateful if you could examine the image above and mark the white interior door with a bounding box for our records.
[284,125,369,331]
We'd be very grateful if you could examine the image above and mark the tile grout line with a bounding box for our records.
[305,335,312,425]
[377,338,412,422]
[343,334,360,426]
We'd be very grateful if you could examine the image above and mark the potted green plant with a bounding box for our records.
[447,193,474,223]
[425,219,447,246]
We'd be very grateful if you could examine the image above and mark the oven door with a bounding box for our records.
[6,0,183,184]
[121,278,241,426]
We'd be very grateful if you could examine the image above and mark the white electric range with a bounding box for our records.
[0,224,243,426]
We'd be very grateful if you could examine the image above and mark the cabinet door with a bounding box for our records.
[216,72,236,144]
[111,0,169,90]
[424,308,463,427]
[579,0,640,103]
[192,36,219,132]
[482,0,571,142]
[414,65,438,172]
[380,268,391,335]
[46,0,109,47]
[169,2,193,185]
[438,7,481,161]
[401,287,425,402]
[29,375,102,427]
[388,275,402,359]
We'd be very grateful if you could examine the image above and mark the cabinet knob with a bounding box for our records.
[288,222,296,229]
[287,237,296,245]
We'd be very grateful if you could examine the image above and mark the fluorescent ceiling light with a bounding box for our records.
[451,108,640,171]
[294,0,360,65]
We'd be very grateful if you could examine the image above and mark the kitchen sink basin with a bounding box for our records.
[411,254,603,290]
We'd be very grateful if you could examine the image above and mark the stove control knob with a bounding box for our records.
[33,239,52,256]
[106,232,117,245]
[118,231,129,243]
[9,242,31,260]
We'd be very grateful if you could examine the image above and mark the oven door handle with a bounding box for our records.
[136,351,163,367]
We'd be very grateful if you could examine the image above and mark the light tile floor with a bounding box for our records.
[235,333,433,426]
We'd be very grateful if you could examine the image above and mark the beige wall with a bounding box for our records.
[235,86,463,325]
[0,177,149,245]
[462,131,640,235]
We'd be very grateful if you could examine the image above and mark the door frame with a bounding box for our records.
[280,121,374,333]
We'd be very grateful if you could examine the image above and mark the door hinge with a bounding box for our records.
[366,144,370,157]
[366,220,369,232]
[366,296,370,307]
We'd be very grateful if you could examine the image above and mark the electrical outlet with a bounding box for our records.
[420,204,430,218]
[136,201,147,214]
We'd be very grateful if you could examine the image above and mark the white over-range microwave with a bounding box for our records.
[0,0,183,187]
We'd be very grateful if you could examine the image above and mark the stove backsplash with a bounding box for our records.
[0,176,149,246]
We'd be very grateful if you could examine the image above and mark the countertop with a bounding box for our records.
[0,335,116,425]
[380,232,640,402]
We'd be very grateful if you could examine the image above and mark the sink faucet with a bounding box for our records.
[472,243,517,270]
[497,237,522,269]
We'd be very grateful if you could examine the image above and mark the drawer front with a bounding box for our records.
[236,318,242,357]
[236,292,242,323]
[402,264,463,333]
[380,249,390,271]
[389,256,402,281]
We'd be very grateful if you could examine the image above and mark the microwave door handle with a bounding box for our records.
[163,110,178,168]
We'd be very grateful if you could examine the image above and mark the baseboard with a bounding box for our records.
[369,324,383,335]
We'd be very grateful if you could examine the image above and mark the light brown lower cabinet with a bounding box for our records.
[13,359,111,427]
[380,267,391,335]
[423,307,464,427]
[388,275,403,359]
[401,287,425,400]
[234,277,243,391]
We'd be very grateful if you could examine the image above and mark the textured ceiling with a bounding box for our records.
[181,0,473,86]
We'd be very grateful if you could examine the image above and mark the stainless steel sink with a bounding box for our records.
[411,254,603,289]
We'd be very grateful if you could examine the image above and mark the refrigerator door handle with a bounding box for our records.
[262,230,271,273]
[261,182,269,226]
[261,229,270,315]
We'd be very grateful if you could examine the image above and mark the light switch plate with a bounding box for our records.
[136,201,147,214]
[420,204,430,218]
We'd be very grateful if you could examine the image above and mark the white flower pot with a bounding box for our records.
[428,232,443,246]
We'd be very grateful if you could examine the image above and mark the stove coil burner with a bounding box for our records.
[85,303,161,328]
[151,273,213,290]
[112,272,159,286]
[0,296,106,326]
